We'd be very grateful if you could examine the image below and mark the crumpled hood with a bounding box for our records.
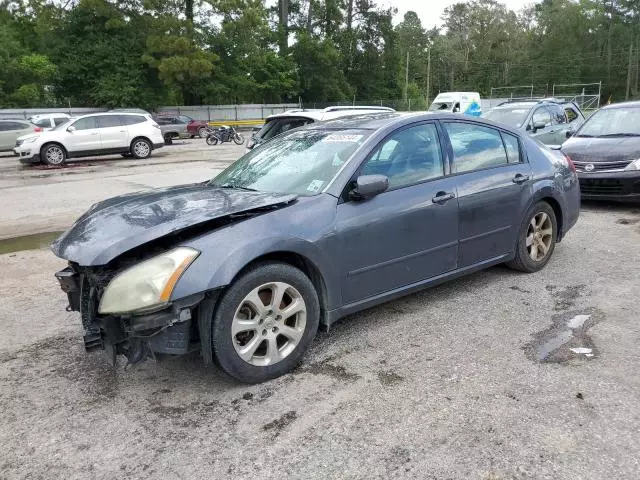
[52,183,297,266]
[562,136,640,163]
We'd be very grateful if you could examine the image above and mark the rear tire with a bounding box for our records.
[198,127,208,138]
[206,135,219,146]
[212,262,319,383]
[41,143,66,166]
[506,201,557,273]
[130,138,152,159]
[164,135,173,145]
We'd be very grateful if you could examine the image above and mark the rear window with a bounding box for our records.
[53,117,69,126]
[122,115,146,125]
[32,118,51,128]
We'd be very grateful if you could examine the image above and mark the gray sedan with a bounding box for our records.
[52,113,580,383]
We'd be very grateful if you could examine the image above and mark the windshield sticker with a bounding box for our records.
[306,179,324,193]
[322,134,363,143]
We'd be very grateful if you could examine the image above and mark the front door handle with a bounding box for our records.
[90,132,99,136]
[513,173,530,184]
[432,191,456,204]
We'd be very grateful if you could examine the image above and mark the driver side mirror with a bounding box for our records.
[349,175,389,200]
[67,125,76,133]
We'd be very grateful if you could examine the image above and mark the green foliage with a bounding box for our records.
[0,0,638,108]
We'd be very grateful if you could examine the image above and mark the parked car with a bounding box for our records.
[52,113,579,383]
[184,117,210,138]
[561,100,640,202]
[482,99,585,145]
[14,114,73,149]
[14,112,164,165]
[154,114,191,144]
[0,120,40,152]
[28,113,72,130]
[428,92,482,116]
[246,106,396,150]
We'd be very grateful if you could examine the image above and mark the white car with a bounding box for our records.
[28,113,72,130]
[246,106,396,151]
[14,112,164,165]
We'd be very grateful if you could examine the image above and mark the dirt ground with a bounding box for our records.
[1,142,639,479]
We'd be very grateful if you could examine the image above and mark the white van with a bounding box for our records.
[429,92,482,116]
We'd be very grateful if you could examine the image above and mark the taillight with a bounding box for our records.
[564,153,576,173]
[34,127,42,132]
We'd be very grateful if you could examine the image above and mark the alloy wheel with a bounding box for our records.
[231,282,307,367]
[133,141,150,158]
[526,212,553,261]
[45,146,64,165]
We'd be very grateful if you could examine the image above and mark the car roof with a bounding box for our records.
[303,111,523,136]
[267,106,395,121]
[601,100,640,110]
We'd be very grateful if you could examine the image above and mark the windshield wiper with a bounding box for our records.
[596,133,640,138]
[217,184,259,192]
[575,134,594,138]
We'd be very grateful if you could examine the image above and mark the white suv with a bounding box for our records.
[14,112,165,166]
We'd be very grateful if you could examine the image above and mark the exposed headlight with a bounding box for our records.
[98,247,199,314]
[624,159,640,171]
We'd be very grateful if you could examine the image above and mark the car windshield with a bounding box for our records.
[428,102,453,111]
[576,107,640,137]
[482,107,530,128]
[211,129,370,196]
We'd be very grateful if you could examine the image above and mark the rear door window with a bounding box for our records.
[97,115,123,128]
[444,122,509,173]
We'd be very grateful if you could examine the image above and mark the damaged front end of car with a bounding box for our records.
[55,253,216,366]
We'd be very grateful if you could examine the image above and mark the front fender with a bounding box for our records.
[170,195,340,308]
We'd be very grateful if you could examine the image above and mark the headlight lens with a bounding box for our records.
[624,159,640,171]
[24,137,38,144]
[98,247,199,314]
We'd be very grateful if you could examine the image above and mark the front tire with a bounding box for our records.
[212,262,319,383]
[233,134,245,145]
[506,201,557,273]
[41,143,66,166]
[131,138,152,159]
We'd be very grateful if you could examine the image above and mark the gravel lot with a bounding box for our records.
[1,140,639,479]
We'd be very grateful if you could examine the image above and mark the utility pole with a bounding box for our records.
[426,48,431,106]
[626,42,633,100]
[404,51,409,103]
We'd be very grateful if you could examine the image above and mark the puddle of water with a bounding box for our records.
[0,231,64,255]
[525,309,603,363]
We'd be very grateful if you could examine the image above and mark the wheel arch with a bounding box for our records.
[528,183,565,241]
[130,135,152,147]
[40,141,69,157]
[229,251,330,327]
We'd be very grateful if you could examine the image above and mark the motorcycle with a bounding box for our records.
[206,125,245,146]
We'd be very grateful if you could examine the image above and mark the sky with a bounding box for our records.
[385,0,534,28]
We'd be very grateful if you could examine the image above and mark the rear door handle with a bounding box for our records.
[513,173,530,184]
[432,191,456,204]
